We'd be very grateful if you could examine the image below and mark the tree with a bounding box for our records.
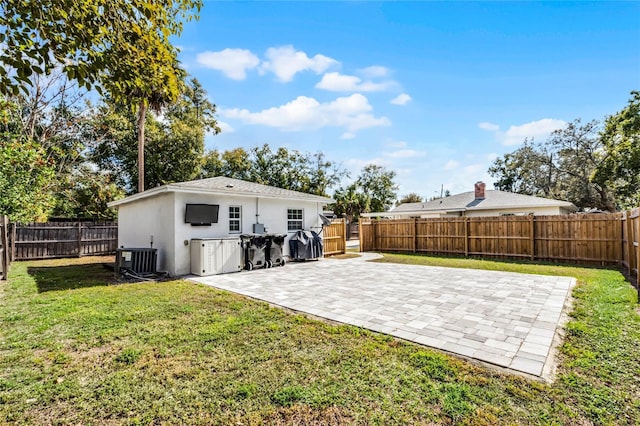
[1,0,201,95]
[53,167,124,220]
[1,0,203,193]
[331,183,370,224]
[397,193,423,205]
[0,98,56,221]
[593,91,640,209]
[90,78,218,193]
[489,140,556,197]
[202,144,348,197]
[489,120,615,211]
[356,164,398,212]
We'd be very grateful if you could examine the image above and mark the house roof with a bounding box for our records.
[378,190,577,216]
[108,176,333,208]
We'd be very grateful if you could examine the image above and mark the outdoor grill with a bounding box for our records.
[288,230,323,261]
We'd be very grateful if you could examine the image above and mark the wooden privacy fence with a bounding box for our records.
[9,221,118,261]
[622,208,640,284]
[323,218,347,257]
[360,210,640,284]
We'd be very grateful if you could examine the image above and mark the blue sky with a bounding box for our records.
[176,1,640,199]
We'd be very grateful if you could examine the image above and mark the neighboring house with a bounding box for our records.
[108,176,332,276]
[362,181,577,219]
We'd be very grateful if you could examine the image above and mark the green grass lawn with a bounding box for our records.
[1,254,639,425]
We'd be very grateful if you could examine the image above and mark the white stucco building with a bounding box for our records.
[362,182,577,219]
[108,177,332,276]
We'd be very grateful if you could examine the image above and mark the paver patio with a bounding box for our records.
[189,253,575,380]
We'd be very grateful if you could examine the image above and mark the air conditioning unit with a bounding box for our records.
[115,248,157,275]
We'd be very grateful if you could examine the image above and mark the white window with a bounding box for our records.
[287,208,303,231]
[229,206,241,233]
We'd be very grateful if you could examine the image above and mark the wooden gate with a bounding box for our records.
[323,218,346,257]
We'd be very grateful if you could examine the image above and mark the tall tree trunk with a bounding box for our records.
[137,102,147,193]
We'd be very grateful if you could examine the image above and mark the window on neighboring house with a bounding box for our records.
[229,206,241,233]
[287,208,303,231]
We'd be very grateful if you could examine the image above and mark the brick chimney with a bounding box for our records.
[474,181,486,200]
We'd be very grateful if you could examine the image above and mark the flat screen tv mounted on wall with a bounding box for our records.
[185,204,219,226]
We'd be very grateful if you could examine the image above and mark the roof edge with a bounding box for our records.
[108,185,332,208]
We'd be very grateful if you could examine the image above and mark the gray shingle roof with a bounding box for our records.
[392,190,576,213]
[108,176,332,207]
[172,176,332,202]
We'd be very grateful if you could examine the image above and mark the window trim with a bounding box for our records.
[287,208,304,232]
[229,205,242,233]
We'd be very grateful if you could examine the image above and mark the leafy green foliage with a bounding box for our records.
[0,0,204,194]
[593,91,640,209]
[0,98,56,221]
[330,164,399,219]
[397,192,424,205]
[0,139,56,222]
[0,0,202,97]
[52,167,124,219]
[1,75,126,220]
[330,183,370,222]
[90,78,218,193]
[202,144,348,197]
[356,164,399,212]
[489,119,616,211]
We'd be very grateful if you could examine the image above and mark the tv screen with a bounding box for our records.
[185,204,219,226]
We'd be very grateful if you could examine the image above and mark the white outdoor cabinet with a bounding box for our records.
[190,238,242,276]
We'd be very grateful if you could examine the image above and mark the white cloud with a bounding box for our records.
[341,132,356,140]
[260,45,338,82]
[386,139,407,148]
[479,118,567,146]
[478,121,500,131]
[390,93,412,106]
[217,121,235,133]
[443,160,460,170]
[345,157,389,175]
[222,93,391,134]
[196,48,260,80]
[486,152,499,161]
[386,149,426,158]
[463,163,486,174]
[359,65,390,78]
[316,72,394,92]
[502,118,566,145]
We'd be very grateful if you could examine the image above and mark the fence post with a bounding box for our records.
[10,222,16,262]
[627,210,635,281]
[530,214,535,261]
[635,209,640,292]
[372,220,377,251]
[343,219,347,254]
[358,220,363,252]
[464,216,469,257]
[1,215,9,280]
[77,221,82,257]
[413,217,417,253]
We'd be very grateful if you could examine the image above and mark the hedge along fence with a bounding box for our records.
[360,209,640,286]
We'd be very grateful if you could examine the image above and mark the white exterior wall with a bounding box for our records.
[116,192,176,273]
[117,191,327,276]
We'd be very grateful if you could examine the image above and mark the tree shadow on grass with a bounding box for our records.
[28,262,119,293]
